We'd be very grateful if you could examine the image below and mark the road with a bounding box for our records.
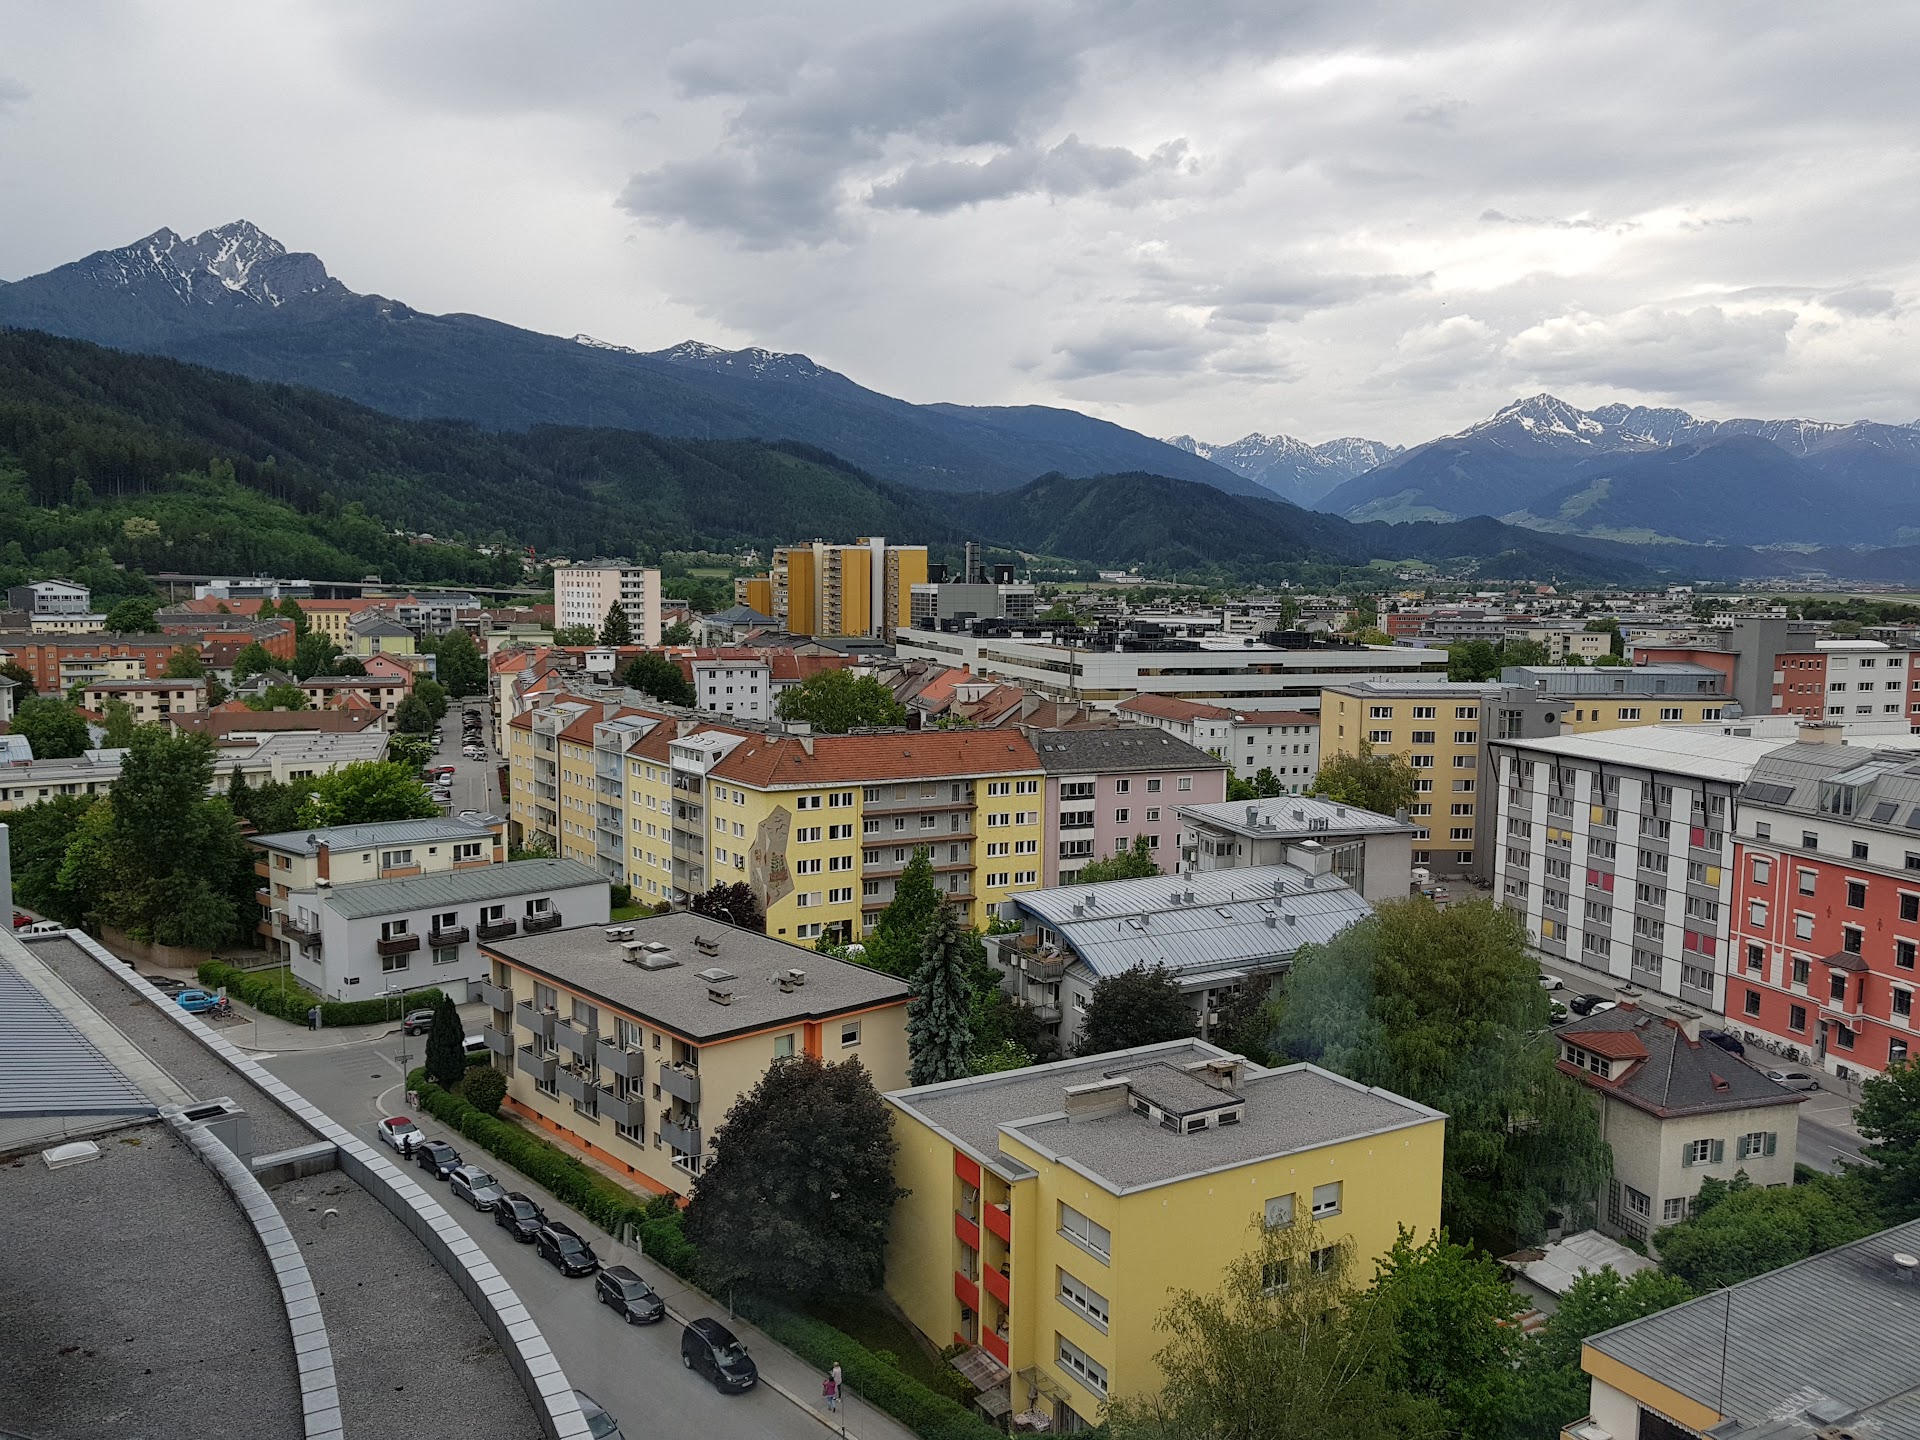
[259,1036,846,1440]
[431,699,504,819]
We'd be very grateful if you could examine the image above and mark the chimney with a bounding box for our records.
[1245,804,1259,825]
[315,841,330,883]
[1663,1001,1703,1042]
[1798,720,1846,746]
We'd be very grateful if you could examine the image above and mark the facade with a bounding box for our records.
[79,678,208,723]
[0,628,292,693]
[909,580,1039,630]
[1554,1002,1800,1245]
[479,914,909,1194]
[1729,739,1920,1076]
[883,1042,1445,1423]
[1487,729,1784,1015]
[281,856,608,1001]
[298,675,411,713]
[896,627,1446,706]
[1502,664,1730,733]
[689,654,773,720]
[1115,694,1320,790]
[1176,796,1417,904]
[553,564,665,647]
[767,537,928,640]
[987,859,1373,1053]
[0,732,386,814]
[1024,727,1228,885]
[7,579,90,615]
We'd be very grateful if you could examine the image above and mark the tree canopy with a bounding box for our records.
[1855,1057,1920,1217]
[162,646,205,679]
[1227,766,1287,802]
[620,651,695,707]
[244,683,310,712]
[424,993,466,1088]
[12,695,92,759]
[862,847,942,976]
[1074,835,1162,883]
[295,760,439,828]
[689,881,764,932]
[292,630,341,679]
[774,668,907,733]
[97,728,250,948]
[1654,1170,1884,1290]
[907,903,976,1085]
[435,628,487,696]
[1306,746,1417,817]
[1074,964,1197,1057]
[230,641,277,684]
[599,600,635,647]
[103,596,158,633]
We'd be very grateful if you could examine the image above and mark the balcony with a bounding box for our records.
[555,1020,597,1059]
[514,1001,555,1044]
[518,1046,556,1087]
[659,1062,702,1105]
[955,1212,981,1250]
[523,910,563,934]
[1031,1004,1062,1024]
[483,1027,512,1058]
[254,859,271,879]
[476,979,511,1012]
[478,918,517,941]
[659,1116,701,1155]
[984,1203,1012,1244]
[556,1065,598,1104]
[376,934,420,957]
[954,1272,980,1310]
[982,1331,1009,1367]
[597,1040,648,1080]
[255,887,272,907]
[428,925,470,947]
[279,913,320,946]
[1023,956,1066,982]
[983,1266,1011,1306]
[598,1087,646,1129]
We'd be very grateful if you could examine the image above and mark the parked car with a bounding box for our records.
[173,989,221,1014]
[1568,993,1614,1017]
[493,1192,546,1241]
[401,1008,436,1036]
[535,1221,600,1277]
[681,1317,757,1392]
[1702,1029,1746,1056]
[574,1391,625,1440]
[449,1166,507,1211]
[1766,1068,1822,1092]
[1537,973,1564,991]
[11,909,31,929]
[596,1265,667,1324]
[376,1116,423,1152]
[456,809,486,822]
[20,920,63,935]
[415,1140,463,1179]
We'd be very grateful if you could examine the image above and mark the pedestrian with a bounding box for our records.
[829,1361,844,1412]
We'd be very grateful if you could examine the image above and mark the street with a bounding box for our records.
[433,699,504,819]
[258,1034,864,1440]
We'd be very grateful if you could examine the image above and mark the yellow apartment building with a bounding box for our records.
[759,537,928,639]
[477,913,908,1194]
[884,1041,1446,1428]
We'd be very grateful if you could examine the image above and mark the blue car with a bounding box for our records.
[174,989,220,1014]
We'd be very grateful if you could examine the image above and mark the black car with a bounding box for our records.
[681,1317,757,1392]
[1701,1028,1747,1056]
[595,1265,667,1324]
[535,1221,600,1277]
[1568,993,1616,1017]
[414,1140,462,1180]
[401,1008,436,1036]
[493,1192,546,1241]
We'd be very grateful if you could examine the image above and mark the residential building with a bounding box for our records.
[79,678,208,724]
[897,626,1445,706]
[882,1041,1445,1423]
[1554,1001,1800,1244]
[26,612,106,634]
[166,709,383,746]
[1024,728,1228,885]
[1487,728,1784,1015]
[0,628,292,694]
[0,671,13,728]
[1728,738,1920,1076]
[1116,694,1320,789]
[732,575,775,618]
[0,730,388,814]
[689,653,773,720]
[251,815,507,960]
[280,856,607,1001]
[346,616,419,659]
[479,913,909,1194]
[1565,1218,1920,1440]
[7,579,90,615]
[986,859,1373,1053]
[298,674,411,714]
[1501,664,1730,732]
[701,602,779,645]
[909,551,1039,630]
[554,563,664,647]
[762,537,928,640]
[1176,796,1417,903]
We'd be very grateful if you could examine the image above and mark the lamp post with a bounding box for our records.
[387,981,431,1076]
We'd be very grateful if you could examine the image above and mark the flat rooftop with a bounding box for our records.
[1177,795,1417,840]
[483,912,908,1041]
[890,1040,1443,1194]
[1493,726,1785,783]
[315,855,604,919]
[252,814,501,856]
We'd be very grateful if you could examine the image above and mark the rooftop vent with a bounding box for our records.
[1894,1252,1920,1283]
[785,967,807,986]
[643,941,671,953]
[694,934,721,957]
[707,985,733,1005]
[604,925,635,942]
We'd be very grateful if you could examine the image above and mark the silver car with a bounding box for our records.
[449,1165,508,1211]
[1765,1068,1822,1092]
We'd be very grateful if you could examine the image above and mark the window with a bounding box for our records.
[1802,831,1819,851]
[840,1021,862,1047]
[1854,841,1871,861]
[1410,730,1436,745]
[986,781,1011,796]
[1057,1270,1109,1330]
[1903,893,1920,923]
[1895,988,1913,1018]
[1662,1196,1690,1222]
[1848,880,1868,910]
[1744,989,1762,1016]
[1618,707,1641,721]
[380,848,414,869]
[1789,1004,1808,1032]
[1309,1245,1342,1277]
[1145,778,1161,793]
[1113,779,1130,794]
[1798,868,1817,895]
[1793,955,1812,986]
[433,946,459,966]
[1178,778,1192,791]
[1369,705,1394,719]
[381,952,410,973]
[1751,857,1770,885]
[1016,779,1040,795]
[1682,1137,1724,1167]
[1737,1131,1778,1160]
[453,841,483,863]
[1056,1335,1107,1397]
[1263,1194,1295,1229]
[1454,731,1478,745]
[1060,1204,1111,1262]
[1114,809,1129,824]
[772,1033,796,1058]
[1311,1181,1342,1218]
[381,918,410,941]
[1262,1260,1290,1295]
[1900,940,1917,970]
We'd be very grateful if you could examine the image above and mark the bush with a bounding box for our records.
[610,883,632,909]
[456,1065,507,1115]
[199,961,443,1028]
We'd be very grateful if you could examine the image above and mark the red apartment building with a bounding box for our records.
[1728,738,1920,1077]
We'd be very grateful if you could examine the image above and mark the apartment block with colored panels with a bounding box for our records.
[1728,739,1920,1076]
[478,913,907,1194]
[1027,727,1228,885]
[764,537,928,640]
[883,1042,1445,1428]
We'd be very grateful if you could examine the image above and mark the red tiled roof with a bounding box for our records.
[711,728,1040,788]
[1116,694,1233,723]
[1561,1029,1648,1061]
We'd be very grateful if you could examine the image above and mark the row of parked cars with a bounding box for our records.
[375,1114,759,1396]
[1539,972,1824,1091]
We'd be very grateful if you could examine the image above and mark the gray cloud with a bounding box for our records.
[870,136,1189,213]
[0,76,28,114]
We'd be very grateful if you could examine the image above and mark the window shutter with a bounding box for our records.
[1682,1145,1694,1168]
[1711,1139,1726,1164]
[1764,1132,1777,1157]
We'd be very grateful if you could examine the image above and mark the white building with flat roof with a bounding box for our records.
[553,564,663,646]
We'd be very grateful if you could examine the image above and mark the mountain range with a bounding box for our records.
[1163,432,1403,506]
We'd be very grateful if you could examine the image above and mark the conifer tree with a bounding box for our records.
[907,903,975,1085]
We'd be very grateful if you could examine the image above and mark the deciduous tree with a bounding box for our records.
[103,596,158,633]
[620,651,695,707]
[907,903,975,1085]
[1655,1170,1883,1290]
[295,760,439,827]
[292,631,341,679]
[394,692,434,735]
[1513,1266,1692,1434]
[230,641,276,684]
[1372,1228,1526,1439]
[689,881,764,932]
[101,728,249,948]
[1307,746,1416,817]
[1074,835,1161,883]
[162,646,205,679]
[434,629,487,697]
[553,623,597,646]
[11,695,91,759]
[100,699,141,748]
[244,683,309,712]
[1855,1058,1920,1218]
[774,669,907,733]
[5,794,98,923]
[1074,964,1197,1057]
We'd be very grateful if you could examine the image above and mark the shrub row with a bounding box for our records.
[200,960,443,1028]
[405,1071,998,1440]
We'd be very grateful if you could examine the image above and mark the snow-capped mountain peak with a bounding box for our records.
[65,220,345,313]
[644,339,831,381]
[573,333,639,354]
[1162,428,1403,505]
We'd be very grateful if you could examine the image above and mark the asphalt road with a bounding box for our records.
[432,701,503,819]
[259,1037,832,1440]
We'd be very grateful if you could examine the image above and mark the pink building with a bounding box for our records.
[1025,727,1229,885]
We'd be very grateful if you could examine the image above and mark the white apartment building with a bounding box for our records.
[553,564,663,646]
[691,656,773,721]
[1116,695,1320,790]
[79,679,208,723]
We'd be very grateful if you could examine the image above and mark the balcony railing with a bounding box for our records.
[476,979,511,1011]
[428,925,470,947]
[517,1046,556,1087]
[523,911,563,934]
[483,1027,512,1057]
[659,1063,702,1105]
[555,1020,597,1059]
[598,1087,646,1129]
[556,1065,598,1104]
[375,934,420,957]
[514,1001,555,1043]
[478,918,517,941]
[659,1116,701,1155]
[1023,956,1066,982]
[279,914,320,945]
[597,1041,648,1080]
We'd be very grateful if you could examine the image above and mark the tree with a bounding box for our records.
[230,641,276,684]
[1513,1266,1693,1434]
[662,619,695,645]
[11,695,91,759]
[1584,616,1626,658]
[413,677,448,721]
[907,904,976,1085]
[292,631,341,679]
[1227,766,1285,802]
[457,1064,508,1115]
[619,652,695,707]
[102,727,248,949]
[424,993,466,1088]
[1447,640,1500,683]
[331,654,367,676]
[277,596,310,636]
[1654,1170,1884,1290]
[1075,835,1162,883]
[162,646,205,679]
[1308,746,1417,817]
[5,794,99,922]
[1075,965,1197,1056]
[103,596,158,633]
[1105,1222,1442,1440]
[0,660,35,699]
[244,683,310,712]
[100,699,141,749]
[394,692,435,735]
[553,623,598,646]
[599,600,635,647]
[256,598,278,621]
[295,760,439,827]
[685,1055,906,1297]
[688,880,764,930]
[864,847,942,976]
[435,629,487,697]
[1348,626,1394,646]
[1855,1058,1920,1218]
[1275,899,1610,1246]
[1371,1228,1526,1440]
[775,669,907,733]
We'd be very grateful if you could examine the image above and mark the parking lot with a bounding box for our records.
[424,700,502,819]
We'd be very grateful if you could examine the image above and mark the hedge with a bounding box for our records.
[200,960,444,1028]
[404,1071,1000,1440]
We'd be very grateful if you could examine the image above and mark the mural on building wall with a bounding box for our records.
[749,805,794,909]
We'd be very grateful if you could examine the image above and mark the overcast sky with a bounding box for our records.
[2,1,1916,446]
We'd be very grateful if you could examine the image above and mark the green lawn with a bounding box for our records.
[794,1294,966,1400]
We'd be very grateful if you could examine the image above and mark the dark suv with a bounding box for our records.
[493,1192,546,1241]
[414,1140,462,1180]
[595,1265,667,1324]
[535,1221,600,1277]
[681,1317,757,1392]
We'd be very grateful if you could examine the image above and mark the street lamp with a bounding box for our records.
[387,981,432,1076]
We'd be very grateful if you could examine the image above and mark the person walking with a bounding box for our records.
[823,1361,843,1412]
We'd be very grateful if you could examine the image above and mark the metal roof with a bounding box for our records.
[252,815,500,855]
[1493,727,1783,783]
[1009,863,1373,980]
[1741,744,1920,832]
[1588,1217,1920,1433]
[317,857,606,919]
[0,948,156,1120]
[1177,795,1417,841]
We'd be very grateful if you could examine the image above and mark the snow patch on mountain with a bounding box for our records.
[1165,430,1403,504]
[644,340,831,381]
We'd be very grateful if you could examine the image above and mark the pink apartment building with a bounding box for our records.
[1024,727,1229,885]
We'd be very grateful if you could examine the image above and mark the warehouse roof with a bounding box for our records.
[315,856,605,920]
